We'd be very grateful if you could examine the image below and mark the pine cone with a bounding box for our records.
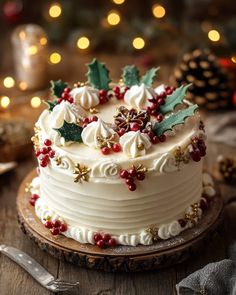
[174,48,234,110]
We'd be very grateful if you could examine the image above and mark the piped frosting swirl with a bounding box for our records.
[70,86,100,110]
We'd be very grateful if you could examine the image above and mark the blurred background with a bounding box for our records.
[0,0,235,166]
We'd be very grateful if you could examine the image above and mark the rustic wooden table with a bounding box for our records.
[0,53,236,295]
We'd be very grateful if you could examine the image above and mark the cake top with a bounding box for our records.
[33,58,206,190]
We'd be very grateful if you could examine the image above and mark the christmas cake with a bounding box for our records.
[28,59,216,248]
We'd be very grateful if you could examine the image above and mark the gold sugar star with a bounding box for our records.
[146,226,159,242]
[73,164,91,183]
[96,134,117,149]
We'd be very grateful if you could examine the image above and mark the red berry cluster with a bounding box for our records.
[58,87,73,104]
[93,233,117,248]
[82,115,98,128]
[199,120,205,132]
[113,86,129,100]
[189,137,206,162]
[101,143,121,155]
[147,86,175,118]
[29,194,40,206]
[44,219,68,236]
[141,127,166,145]
[35,139,55,167]
[120,167,146,191]
[99,89,110,104]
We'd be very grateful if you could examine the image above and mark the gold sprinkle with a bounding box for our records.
[137,143,145,150]
[73,164,91,183]
[89,108,99,114]
[147,226,159,241]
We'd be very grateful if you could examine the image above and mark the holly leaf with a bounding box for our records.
[55,121,83,143]
[44,100,58,112]
[153,104,198,137]
[140,67,159,86]
[86,59,111,90]
[122,65,140,87]
[160,84,191,115]
[50,80,67,98]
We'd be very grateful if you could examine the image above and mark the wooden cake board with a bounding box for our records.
[17,170,224,272]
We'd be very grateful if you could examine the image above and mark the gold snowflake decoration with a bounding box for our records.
[31,126,41,150]
[133,164,148,173]
[96,134,117,149]
[173,146,190,170]
[73,164,91,183]
[146,226,159,242]
[55,157,62,166]
[25,182,33,193]
[89,108,99,114]
[185,203,199,225]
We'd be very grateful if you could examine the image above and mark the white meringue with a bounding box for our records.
[70,86,100,110]
[120,130,151,158]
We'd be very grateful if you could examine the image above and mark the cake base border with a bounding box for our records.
[17,169,224,272]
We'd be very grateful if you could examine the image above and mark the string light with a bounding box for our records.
[132,37,145,50]
[49,3,62,18]
[19,81,28,90]
[112,0,125,4]
[3,77,15,88]
[19,31,26,40]
[152,4,166,18]
[77,37,90,49]
[28,45,38,55]
[40,37,48,45]
[208,29,220,42]
[231,56,236,64]
[31,96,41,108]
[49,52,61,64]
[107,11,120,26]
[1,96,10,108]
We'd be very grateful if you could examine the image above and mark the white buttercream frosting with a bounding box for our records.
[120,131,151,158]
[153,153,178,173]
[91,160,120,179]
[158,220,182,240]
[49,100,87,129]
[70,86,100,110]
[124,83,155,109]
[81,118,118,149]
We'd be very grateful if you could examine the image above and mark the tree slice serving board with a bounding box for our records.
[17,170,223,272]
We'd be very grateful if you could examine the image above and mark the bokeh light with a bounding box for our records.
[31,96,41,108]
[107,11,121,26]
[28,45,38,55]
[49,3,62,18]
[19,81,28,90]
[132,37,145,50]
[49,52,61,64]
[112,0,125,4]
[3,77,15,88]
[40,37,48,45]
[77,37,90,49]
[208,29,220,42]
[1,96,10,108]
[152,4,166,18]
[231,56,236,64]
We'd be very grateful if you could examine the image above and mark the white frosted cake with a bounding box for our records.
[29,59,216,248]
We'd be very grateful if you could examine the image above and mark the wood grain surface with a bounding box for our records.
[0,53,236,294]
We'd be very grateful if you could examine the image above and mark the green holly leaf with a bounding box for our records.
[44,100,58,112]
[86,59,111,90]
[153,104,198,137]
[55,121,83,143]
[122,65,140,87]
[50,80,68,98]
[140,67,159,86]
[160,84,191,115]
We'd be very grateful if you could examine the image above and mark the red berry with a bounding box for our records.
[128,168,137,177]
[102,234,111,242]
[47,146,52,152]
[101,147,110,155]
[118,128,126,136]
[159,134,166,142]
[94,233,102,242]
[99,89,106,96]
[29,199,36,206]
[42,155,49,162]
[108,238,116,247]
[149,103,157,111]
[40,160,48,167]
[166,89,172,95]
[91,116,98,122]
[136,172,145,181]
[49,150,55,158]
[190,149,201,162]
[40,147,48,155]
[178,219,187,228]
[44,220,53,229]
[156,114,163,122]
[96,240,105,248]
[157,98,165,105]
[52,219,61,228]
[112,143,121,153]
[113,86,120,94]
[64,87,71,93]
[67,97,73,103]
[57,98,63,103]
[119,92,124,100]
[128,183,137,191]
[99,97,107,104]
[31,194,39,201]
[130,122,140,132]
[44,139,51,146]
[120,169,129,179]
[50,227,60,236]
[62,92,70,99]
[35,150,41,157]
[151,136,159,144]
[126,177,134,185]
[151,109,158,116]
[59,224,67,232]
[82,117,90,124]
